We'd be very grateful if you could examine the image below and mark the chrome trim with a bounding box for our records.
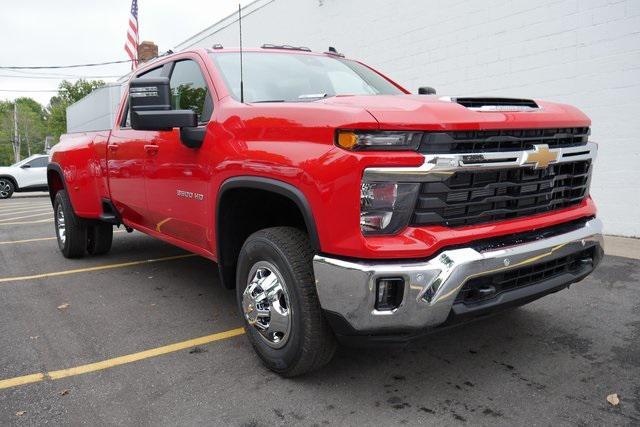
[469,106,539,112]
[242,261,292,349]
[313,218,603,333]
[363,142,597,182]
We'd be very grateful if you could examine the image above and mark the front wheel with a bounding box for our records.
[0,178,14,199]
[236,227,336,377]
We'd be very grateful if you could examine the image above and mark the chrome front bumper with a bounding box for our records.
[313,218,603,334]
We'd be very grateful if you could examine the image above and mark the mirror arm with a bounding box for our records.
[180,126,206,149]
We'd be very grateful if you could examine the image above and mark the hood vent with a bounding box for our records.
[453,97,539,112]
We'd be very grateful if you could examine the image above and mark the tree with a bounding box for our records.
[0,79,105,166]
[46,79,105,142]
[0,98,48,165]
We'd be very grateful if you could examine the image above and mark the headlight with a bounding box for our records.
[360,180,420,235]
[337,130,422,151]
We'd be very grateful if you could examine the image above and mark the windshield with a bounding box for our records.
[210,52,404,103]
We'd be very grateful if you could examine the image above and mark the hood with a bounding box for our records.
[319,95,590,130]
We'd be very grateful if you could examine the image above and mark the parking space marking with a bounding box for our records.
[0,230,125,246]
[0,201,50,209]
[0,218,52,226]
[0,253,197,283]
[0,207,52,215]
[0,327,245,390]
[0,212,52,222]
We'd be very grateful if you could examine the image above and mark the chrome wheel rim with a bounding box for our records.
[242,261,292,349]
[0,180,10,198]
[56,204,66,245]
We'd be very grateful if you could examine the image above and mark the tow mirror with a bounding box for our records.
[129,77,197,132]
[418,86,436,95]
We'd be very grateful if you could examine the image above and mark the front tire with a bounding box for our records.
[53,190,87,258]
[0,178,14,199]
[236,227,336,377]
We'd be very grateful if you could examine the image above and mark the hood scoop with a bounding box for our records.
[447,97,539,112]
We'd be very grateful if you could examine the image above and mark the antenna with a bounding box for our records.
[238,4,245,103]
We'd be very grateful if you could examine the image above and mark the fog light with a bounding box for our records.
[375,277,405,311]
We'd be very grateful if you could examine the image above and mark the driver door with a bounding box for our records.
[143,57,214,249]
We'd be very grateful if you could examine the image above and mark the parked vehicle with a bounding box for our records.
[0,154,49,199]
[48,46,603,376]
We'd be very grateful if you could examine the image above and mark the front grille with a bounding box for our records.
[454,247,595,305]
[412,160,591,227]
[418,127,589,154]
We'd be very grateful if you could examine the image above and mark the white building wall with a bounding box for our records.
[177,0,640,237]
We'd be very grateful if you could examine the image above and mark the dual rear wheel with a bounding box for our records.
[54,190,113,258]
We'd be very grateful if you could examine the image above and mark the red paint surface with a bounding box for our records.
[50,48,595,261]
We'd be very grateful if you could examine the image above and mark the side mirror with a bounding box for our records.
[418,86,437,95]
[129,77,197,131]
[21,164,31,169]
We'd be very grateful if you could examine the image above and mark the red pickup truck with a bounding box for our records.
[48,46,603,376]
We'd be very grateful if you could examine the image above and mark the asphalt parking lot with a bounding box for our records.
[0,195,639,426]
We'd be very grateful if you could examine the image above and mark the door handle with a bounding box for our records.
[144,144,159,155]
[107,144,118,152]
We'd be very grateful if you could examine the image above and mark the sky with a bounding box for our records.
[0,0,252,105]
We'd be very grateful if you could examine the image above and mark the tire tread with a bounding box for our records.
[240,226,336,377]
[54,190,86,258]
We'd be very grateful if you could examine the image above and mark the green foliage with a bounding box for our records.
[172,84,206,117]
[0,79,105,166]
[46,79,106,142]
[0,98,48,166]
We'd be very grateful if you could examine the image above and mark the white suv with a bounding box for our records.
[0,154,49,199]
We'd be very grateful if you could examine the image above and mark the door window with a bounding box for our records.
[26,157,48,168]
[169,60,212,122]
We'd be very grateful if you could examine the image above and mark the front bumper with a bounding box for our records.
[313,217,603,335]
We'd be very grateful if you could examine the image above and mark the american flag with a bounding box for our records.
[124,0,139,69]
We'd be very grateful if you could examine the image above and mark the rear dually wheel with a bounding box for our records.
[53,190,87,258]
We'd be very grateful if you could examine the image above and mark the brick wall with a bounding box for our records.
[177,0,640,237]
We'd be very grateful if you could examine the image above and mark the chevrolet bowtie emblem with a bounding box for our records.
[524,144,559,169]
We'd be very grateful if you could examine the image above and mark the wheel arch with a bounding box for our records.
[216,177,320,289]
[0,174,18,190]
[46,163,70,208]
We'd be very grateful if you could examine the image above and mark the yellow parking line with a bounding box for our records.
[0,327,245,390]
[0,230,125,245]
[0,212,51,222]
[0,253,197,283]
[0,218,52,226]
[0,208,52,217]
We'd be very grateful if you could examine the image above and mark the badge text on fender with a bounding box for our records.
[177,189,204,201]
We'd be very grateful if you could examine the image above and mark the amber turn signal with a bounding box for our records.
[337,131,358,149]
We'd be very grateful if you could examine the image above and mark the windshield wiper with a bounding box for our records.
[249,94,331,103]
